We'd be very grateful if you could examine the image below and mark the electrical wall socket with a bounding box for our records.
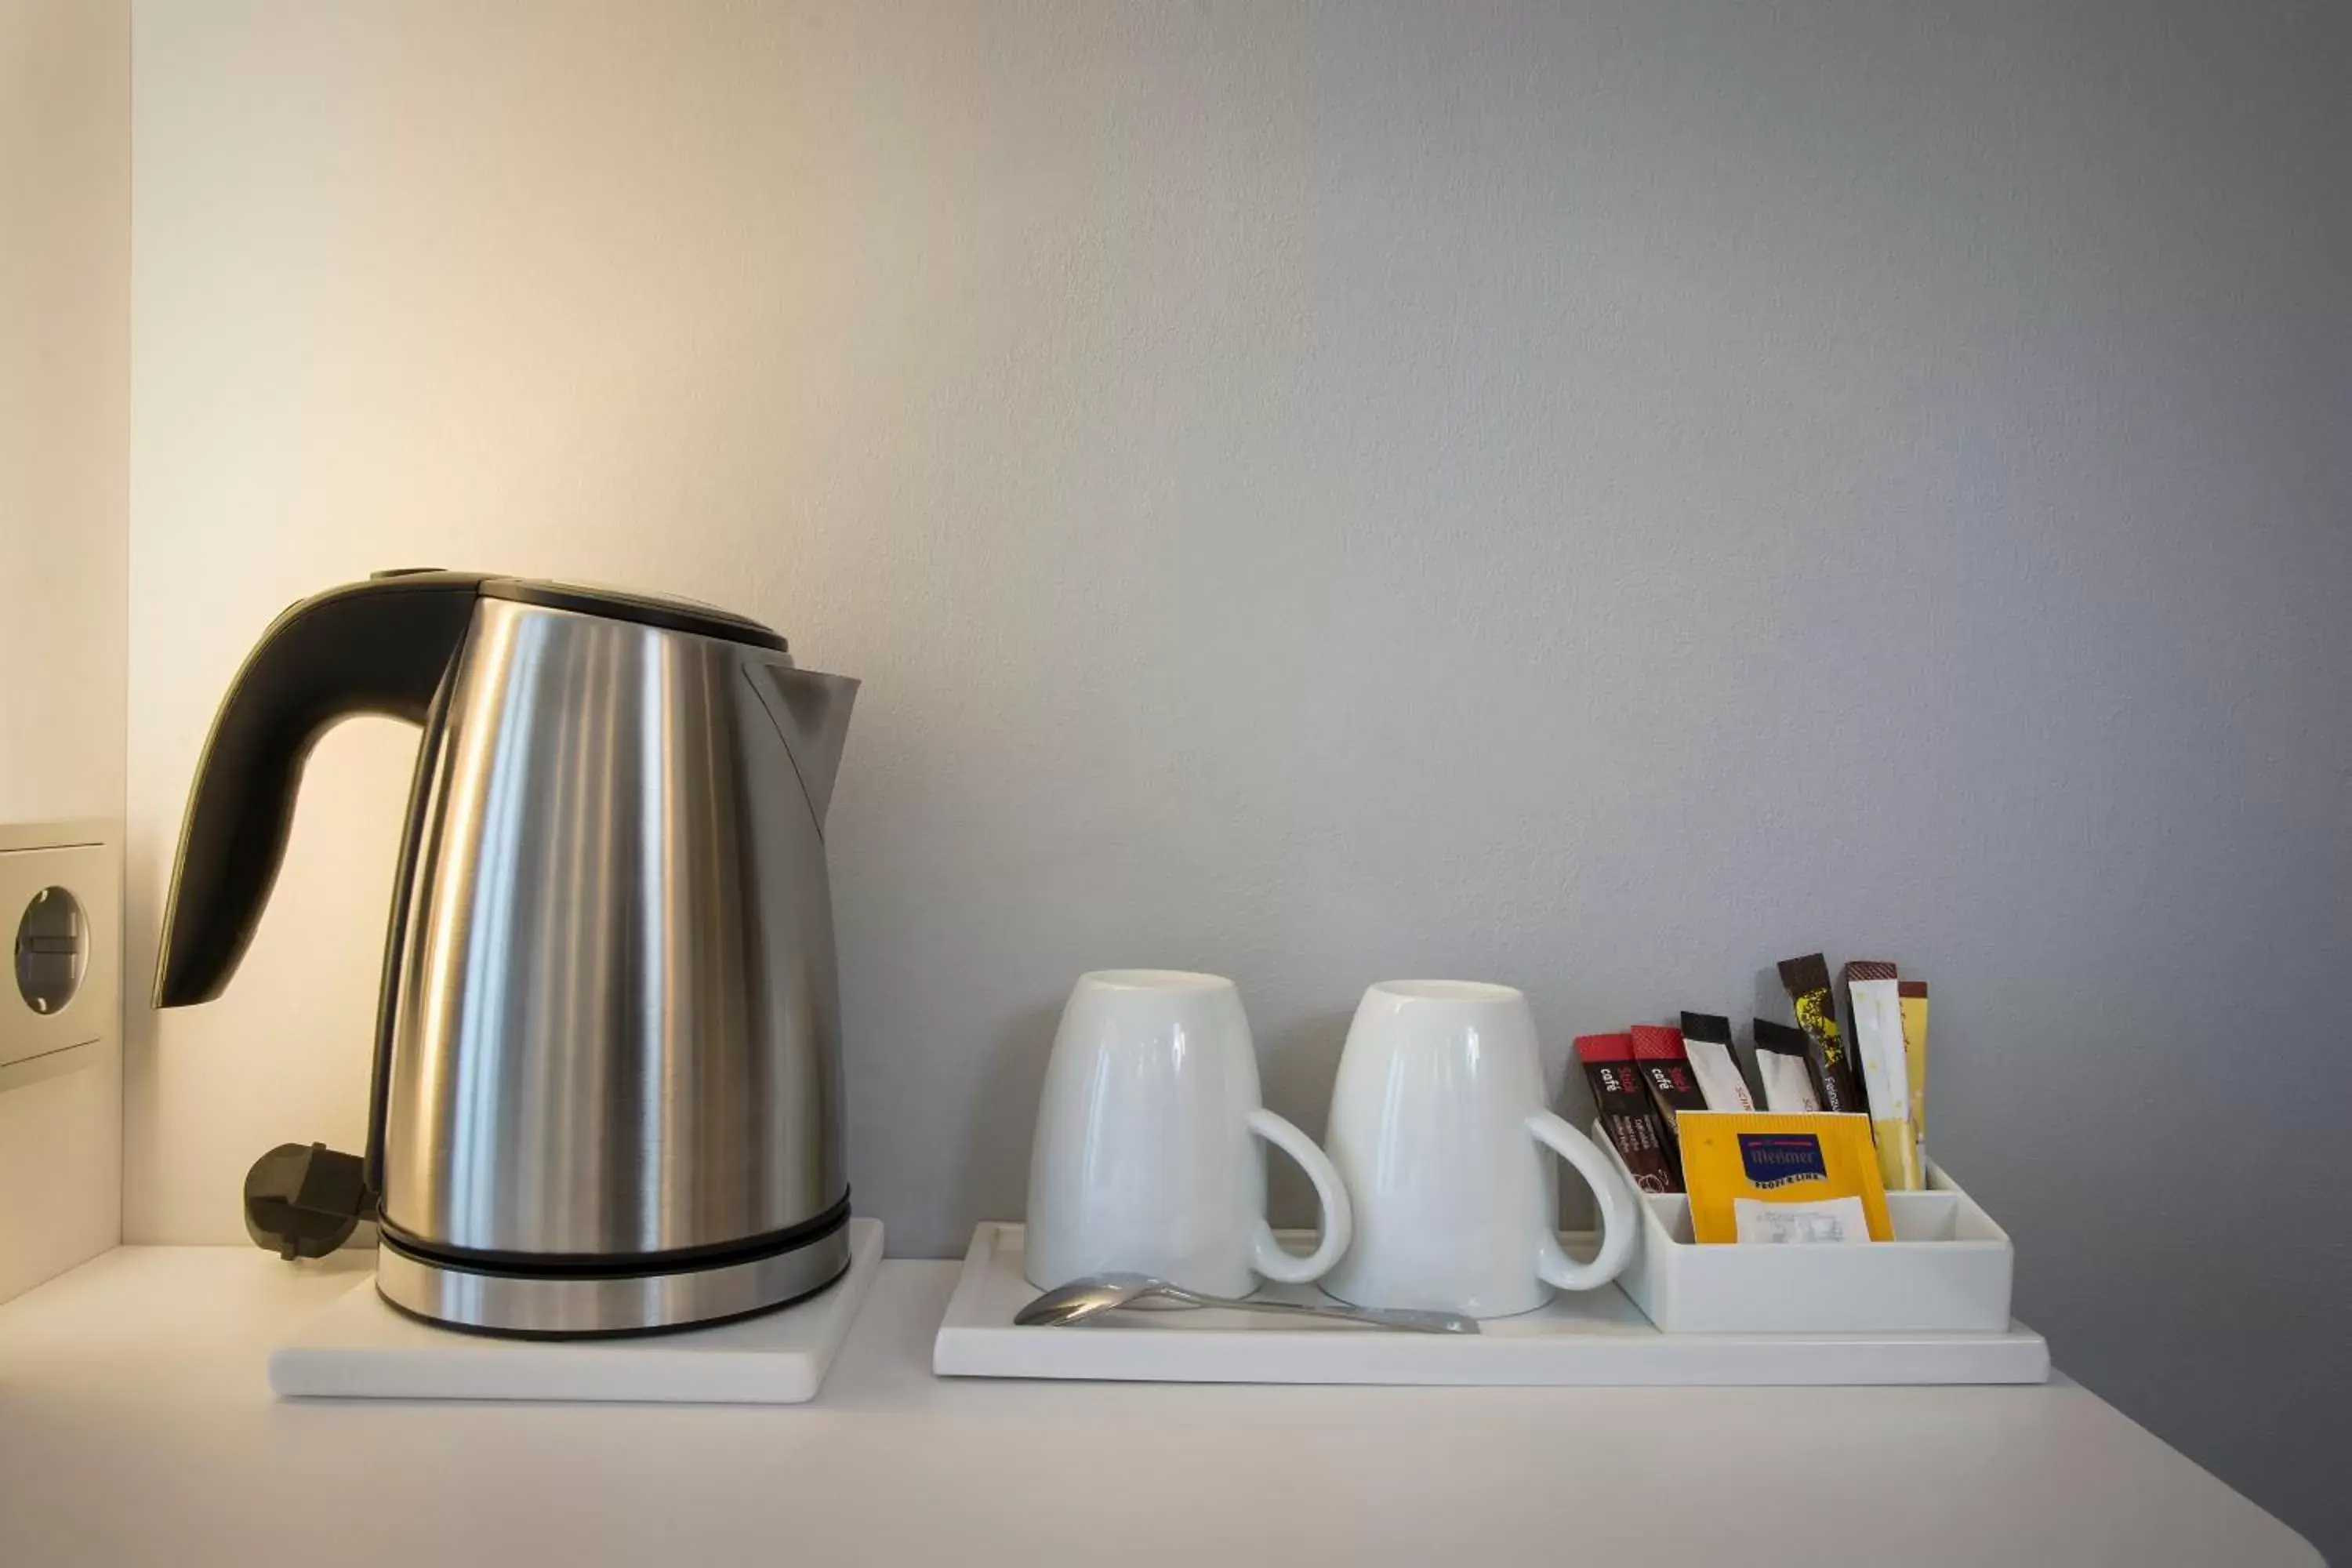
[0,822,119,1094]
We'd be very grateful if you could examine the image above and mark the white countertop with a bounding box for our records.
[0,1247,2318,1566]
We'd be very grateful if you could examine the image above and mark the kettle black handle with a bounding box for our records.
[152,573,485,1007]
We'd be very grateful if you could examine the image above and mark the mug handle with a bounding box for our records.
[1526,1110,1638,1293]
[1243,1108,1354,1285]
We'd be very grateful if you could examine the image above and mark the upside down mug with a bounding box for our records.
[1024,970,1352,1297]
[1320,980,1637,1318]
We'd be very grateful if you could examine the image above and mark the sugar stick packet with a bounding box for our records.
[1677,1012,1756,1112]
[1750,1020,1822,1112]
[1837,959,1898,1087]
[1899,980,1929,1160]
[1848,977,1922,1191]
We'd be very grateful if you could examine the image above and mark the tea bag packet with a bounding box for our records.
[1679,1111,1891,1245]
[1848,977,1922,1192]
[1750,1020,1822,1112]
[1574,1033,1679,1193]
[1677,1012,1756,1112]
[1777,953,1863,1115]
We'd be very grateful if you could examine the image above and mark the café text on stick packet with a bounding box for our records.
[1629,1025,1711,1182]
[1629,1026,1709,1131]
[1573,1033,1679,1193]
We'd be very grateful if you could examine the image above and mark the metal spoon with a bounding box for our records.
[1015,1272,1479,1334]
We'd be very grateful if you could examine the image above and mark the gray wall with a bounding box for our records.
[127,2,2347,1552]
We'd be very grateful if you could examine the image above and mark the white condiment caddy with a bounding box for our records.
[1600,1123,2018,1334]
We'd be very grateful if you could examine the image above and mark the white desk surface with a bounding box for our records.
[0,1247,2318,1567]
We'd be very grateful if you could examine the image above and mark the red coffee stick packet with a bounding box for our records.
[1575,1033,1679,1194]
[1629,1025,1710,1181]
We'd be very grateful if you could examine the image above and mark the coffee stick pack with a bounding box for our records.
[1574,1033,1678,1194]
[1751,1020,1822,1113]
[1629,1025,1710,1177]
[1678,1012,1756,1112]
[1778,953,1863,1115]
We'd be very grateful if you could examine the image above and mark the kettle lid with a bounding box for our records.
[481,576,787,652]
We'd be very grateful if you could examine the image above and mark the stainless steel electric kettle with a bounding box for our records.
[154,571,858,1336]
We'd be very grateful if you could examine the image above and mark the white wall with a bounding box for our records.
[0,0,129,1303]
[126,2,2348,1552]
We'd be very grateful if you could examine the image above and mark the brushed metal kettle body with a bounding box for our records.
[154,573,858,1335]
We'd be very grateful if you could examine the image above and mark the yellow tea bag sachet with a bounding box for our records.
[1679,1112,1892,1244]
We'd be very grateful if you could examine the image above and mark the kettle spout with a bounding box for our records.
[750,663,859,830]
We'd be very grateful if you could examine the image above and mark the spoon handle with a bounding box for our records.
[1152,1285,1475,1335]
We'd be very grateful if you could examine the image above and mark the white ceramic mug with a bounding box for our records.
[1320,980,1637,1318]
[1024,970,1352,1297]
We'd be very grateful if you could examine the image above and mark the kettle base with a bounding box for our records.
[372,1213,853,1338]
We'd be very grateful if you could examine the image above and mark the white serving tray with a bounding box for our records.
[271,1217,882,1403]
[931,1222,2048,1386]
[1603,1122,2017,1334]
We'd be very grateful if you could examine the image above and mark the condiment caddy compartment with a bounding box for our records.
[1600,1124,2018,1334]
